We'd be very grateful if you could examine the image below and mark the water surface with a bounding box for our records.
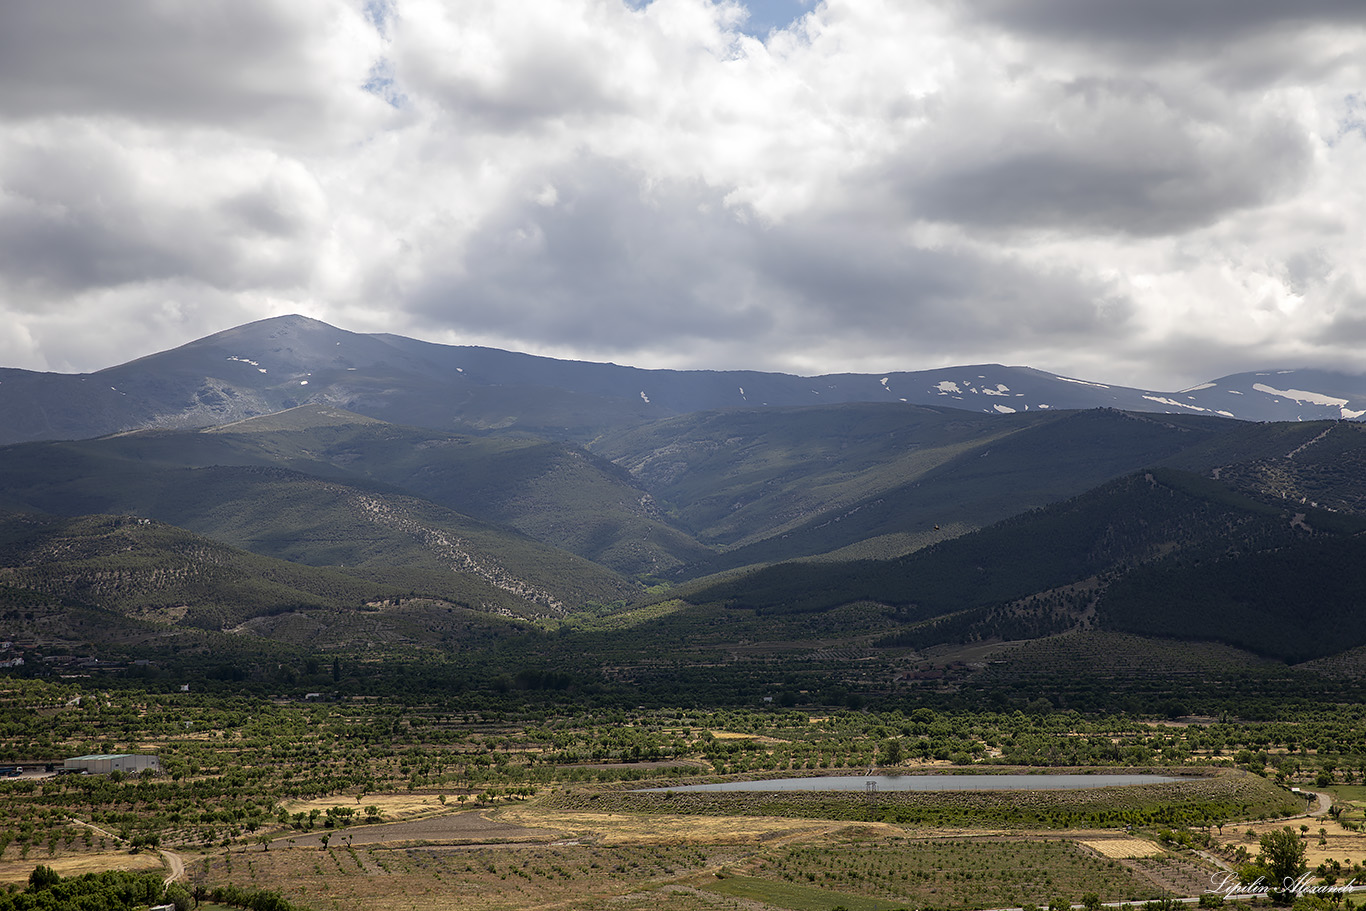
[641,773,1187,793]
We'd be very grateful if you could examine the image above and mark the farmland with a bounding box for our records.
[1,679,1360,910]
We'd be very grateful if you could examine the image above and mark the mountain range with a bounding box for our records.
[3,314,1366,447]
[4,314,1366,704]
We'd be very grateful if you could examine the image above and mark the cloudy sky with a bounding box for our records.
[2,0,1365,389]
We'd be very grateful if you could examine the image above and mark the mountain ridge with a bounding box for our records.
[4,314,1366,445]
[9,315,1366,694]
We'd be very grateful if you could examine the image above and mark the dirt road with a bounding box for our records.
[160,848,185,885]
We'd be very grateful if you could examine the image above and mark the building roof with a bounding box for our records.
[66,753,157,761]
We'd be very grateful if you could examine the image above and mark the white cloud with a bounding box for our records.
[0,122,330,299]
[0,0,390,140]
[1,0,1364,391]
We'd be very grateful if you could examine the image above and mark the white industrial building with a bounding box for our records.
[63,754,161,775]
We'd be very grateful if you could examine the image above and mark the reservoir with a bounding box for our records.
[641,774,1187,793]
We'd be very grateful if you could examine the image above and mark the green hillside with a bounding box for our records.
[205,410,713,575]
[591,403,1033,545]
[1097,531,1366,662]
[0,512,402,630]
[10,398,1366,682]
[673,467,1366,660]
[0,405,707,578]
[593,405,1235,575]
[0,446,639,616]
[1160,419,1366,514]
[0,510,566,672]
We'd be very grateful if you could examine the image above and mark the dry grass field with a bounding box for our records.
[281,810,558,848]
[280,793,450,821]
[0,849,164,885]
[1077,837,1165,859]
[1224,816,1366,869]
[493,806,904,847]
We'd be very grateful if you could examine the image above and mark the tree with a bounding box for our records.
[1260,827,1308,902]
[27,864,60,891]
[165,882,192,911]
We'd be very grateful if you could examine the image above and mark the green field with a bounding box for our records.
[704,874,911,911]
[0,676,1352,910]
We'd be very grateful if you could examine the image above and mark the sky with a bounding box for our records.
[1,0,1365,390]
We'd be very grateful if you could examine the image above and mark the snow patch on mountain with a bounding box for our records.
[1054,374,1109,387]
[1252,383,1347,406]
[1143,395,1207,412]
[1054,375,1110,388]
[1252,383,1364,418]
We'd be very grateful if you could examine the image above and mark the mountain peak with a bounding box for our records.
[203,403,385,434]
[3,316,1366,446]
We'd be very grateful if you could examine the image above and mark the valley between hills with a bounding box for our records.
[4,316,1366,911]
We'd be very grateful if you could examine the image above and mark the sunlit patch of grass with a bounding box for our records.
[703,874,908,911]
[0,850,164,884]
[563,599,689,633]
